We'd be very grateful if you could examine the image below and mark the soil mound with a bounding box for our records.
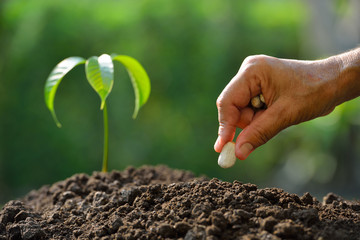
[0,165,359,239]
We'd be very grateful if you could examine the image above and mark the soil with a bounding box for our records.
[0,165,359,240]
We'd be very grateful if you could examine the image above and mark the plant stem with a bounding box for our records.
[102,102,109,172]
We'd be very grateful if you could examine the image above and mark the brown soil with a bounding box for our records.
[0,165,359,240]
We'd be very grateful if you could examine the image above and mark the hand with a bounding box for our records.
[214,54,341,160]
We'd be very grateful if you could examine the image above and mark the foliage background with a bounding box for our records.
[0,0,359,204]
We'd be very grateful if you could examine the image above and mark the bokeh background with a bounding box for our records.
[1,0,360,205]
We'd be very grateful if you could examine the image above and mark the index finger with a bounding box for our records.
[214,63,263,152]
[214,79,249,152]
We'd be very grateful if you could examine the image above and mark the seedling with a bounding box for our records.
[44,54,151,172]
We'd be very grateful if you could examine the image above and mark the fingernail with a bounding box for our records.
[239,143,253,159]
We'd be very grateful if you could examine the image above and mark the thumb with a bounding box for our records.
[235,103,289,160]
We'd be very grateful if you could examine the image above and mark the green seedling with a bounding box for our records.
[44,54,151,172]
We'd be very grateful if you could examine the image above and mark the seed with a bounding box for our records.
[218,142,236,168]
[251,95,263,109]
[259,94,265,103]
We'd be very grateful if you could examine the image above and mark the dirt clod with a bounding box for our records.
[158,223,175,238]
[0,165,359,239]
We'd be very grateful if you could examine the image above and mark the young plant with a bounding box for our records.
[44,54,151,172]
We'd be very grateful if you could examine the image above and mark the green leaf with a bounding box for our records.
[112,54,151,118]
[85,54,114,110]
[44,56,86,127]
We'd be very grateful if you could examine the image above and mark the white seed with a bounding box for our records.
[251,96,263,109]
[259,94,265,103]
[218,142,236,168]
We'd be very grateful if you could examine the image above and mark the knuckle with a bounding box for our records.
[218,123,226,134]
[216,95,225,108]
[219,120,234,131]
[242,54,269,68]
[218,121,226,128]
[239,55,271,85]
[251,125,272,146]
[278,105,299,127]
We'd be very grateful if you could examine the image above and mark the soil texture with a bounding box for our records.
[0,165,360,240]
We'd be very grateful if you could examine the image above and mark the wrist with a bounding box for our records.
[332,48,360,106]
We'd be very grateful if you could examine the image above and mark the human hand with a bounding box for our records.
[214,54,341,160]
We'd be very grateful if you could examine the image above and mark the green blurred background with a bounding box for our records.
[1,0,360,204]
